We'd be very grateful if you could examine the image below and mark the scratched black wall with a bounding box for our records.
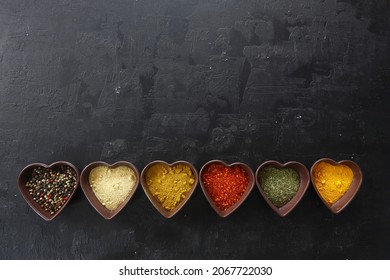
[1,0,389,259]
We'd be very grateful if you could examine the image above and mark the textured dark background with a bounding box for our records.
[0,0,389,259]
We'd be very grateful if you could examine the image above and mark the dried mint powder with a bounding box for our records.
[259,166,300,208]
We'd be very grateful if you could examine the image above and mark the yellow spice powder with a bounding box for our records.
[145,163,195,211]
[313,162,354,205]
[89,166,136,211]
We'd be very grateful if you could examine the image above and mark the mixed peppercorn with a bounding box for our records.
[25,166,77,215]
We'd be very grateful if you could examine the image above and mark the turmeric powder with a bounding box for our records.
[313,162,354,205]
[145,163,195,211]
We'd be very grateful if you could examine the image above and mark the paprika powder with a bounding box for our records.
[201,163,249,211]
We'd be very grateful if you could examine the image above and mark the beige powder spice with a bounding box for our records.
[89,166,136,211]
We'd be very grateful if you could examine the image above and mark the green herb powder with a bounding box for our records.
[259,166,300,207]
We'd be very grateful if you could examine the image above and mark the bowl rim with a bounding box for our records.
[17,161,80,221]
[80,161,140,220]
[310,158,363,214]
[199,159,255,218]
[255,160,310,217]
[140,160,198,218]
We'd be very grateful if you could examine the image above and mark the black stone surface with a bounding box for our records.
[0,0,389,259]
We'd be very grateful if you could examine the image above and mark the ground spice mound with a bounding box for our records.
[259,166,300,208]
[145,163,195,211]
[201,163,249,211]
[312,162,354,205]
[89,166,136,211]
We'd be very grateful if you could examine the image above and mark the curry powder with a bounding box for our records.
[145,163,195,211]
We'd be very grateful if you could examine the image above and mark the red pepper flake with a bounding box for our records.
[202,163,249,211]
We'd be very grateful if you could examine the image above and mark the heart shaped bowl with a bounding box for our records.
[310,158,363,214]
[199,160,255,217]
[17,161,80,221]
[80,161,139,219]
[255,160,310,217]
[141,160,198,218]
